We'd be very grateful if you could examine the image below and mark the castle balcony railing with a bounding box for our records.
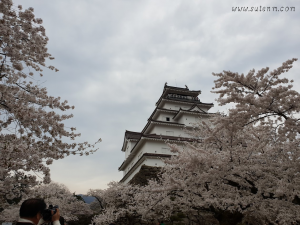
[166,94,201,103]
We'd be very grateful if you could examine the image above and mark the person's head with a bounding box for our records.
[19,198,47,224]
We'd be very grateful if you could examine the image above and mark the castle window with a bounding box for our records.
[166,117,170,121]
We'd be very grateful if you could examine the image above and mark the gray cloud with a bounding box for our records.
[12,0,300,193]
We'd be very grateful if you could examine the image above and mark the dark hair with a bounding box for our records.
[19,198,47,218]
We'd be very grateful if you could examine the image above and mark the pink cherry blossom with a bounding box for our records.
[0,0,100,207]
[0,182,92,222]
[92,59,300,225]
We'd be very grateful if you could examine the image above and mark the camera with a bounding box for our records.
[42,205,59,221]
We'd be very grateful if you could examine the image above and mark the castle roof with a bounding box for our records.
[156,96,213,108]
[172,104,215,119]
[163,84,201,95]
[125,130,142,140]
[155,83,202,106]
[147,107,178,121]
[121,130,142,152]
[141,119,185,134]
[147,103,214,121]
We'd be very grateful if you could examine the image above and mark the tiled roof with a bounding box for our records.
[156,97,214,108]
[142,133,200,142]
[125,130,142,140]
[147,107,178,121]
[155,84,202,106]
[189,104,212,111]
[164,84,189,90]
[150,119,184,125]
[163,84,201,94]
[173,108,213,120]
[121,130,141,152]
[141,119,185,133]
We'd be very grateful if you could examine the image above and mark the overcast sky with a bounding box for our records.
[12,0,300,194]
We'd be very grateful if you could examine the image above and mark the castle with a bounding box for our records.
[119,83,214,183]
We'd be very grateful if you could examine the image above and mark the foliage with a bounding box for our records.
[67,214,96,225]
[0,0,100,206]
[91,59,300,225]
[89,182,148,224]
[73,193,85,202]
[0,182,92,222]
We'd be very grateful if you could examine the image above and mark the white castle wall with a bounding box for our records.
[177,114,202,125]
[148,124,188,137]
[157,112,177,122]
[123,140,181,179]
[124,140,138,159]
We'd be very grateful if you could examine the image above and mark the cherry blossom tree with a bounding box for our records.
[89,182,151,225]
[0,182,92,222]
[87,189,106,214]
[92,59,300,225]
[0,0,100,207]
[152,58,300,225]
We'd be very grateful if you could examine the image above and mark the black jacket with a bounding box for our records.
[16,223,34,225]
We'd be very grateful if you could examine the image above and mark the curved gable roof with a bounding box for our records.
[121,130,142,152]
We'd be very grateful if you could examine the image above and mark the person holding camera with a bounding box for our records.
[51,216,66,225]
[16,198,61,225]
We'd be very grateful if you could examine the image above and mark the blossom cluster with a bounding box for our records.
[0,0,100,207]
[90,59,300,225]
[0,182,92,222]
